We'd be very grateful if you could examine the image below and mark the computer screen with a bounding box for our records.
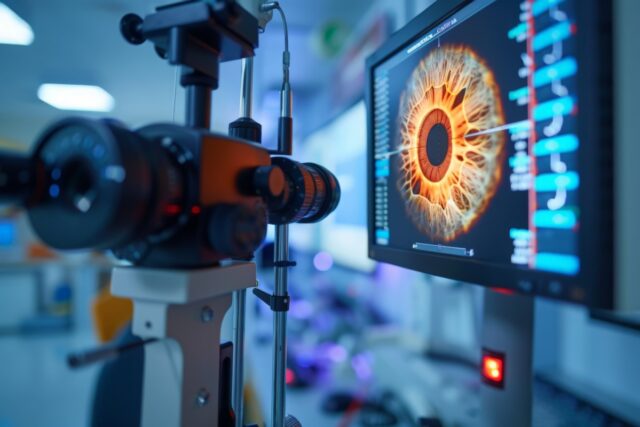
[367,0,613,305]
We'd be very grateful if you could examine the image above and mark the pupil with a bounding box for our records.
[426,123,449,166]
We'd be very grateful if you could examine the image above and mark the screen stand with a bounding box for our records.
[480,289,534,427]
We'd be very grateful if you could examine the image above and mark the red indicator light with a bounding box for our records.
[482,349,505,388]
[285,368,295,385]
[483,357,503,381]
[191,205,201,215]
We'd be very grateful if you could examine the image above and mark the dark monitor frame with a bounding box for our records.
[365,0,614,308]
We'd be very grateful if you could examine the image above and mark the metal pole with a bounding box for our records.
[232,288,247,427]
[231,56,255,427]
[186,85,212,129]
[272,224,289,427]
[240,57,254,118]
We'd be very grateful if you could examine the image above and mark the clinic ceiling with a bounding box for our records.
[0,0,371,146]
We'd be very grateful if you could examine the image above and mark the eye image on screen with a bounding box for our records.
[372,0,581,276]
[398,45,506,242]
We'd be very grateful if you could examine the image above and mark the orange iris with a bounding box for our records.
[398,45,506,242]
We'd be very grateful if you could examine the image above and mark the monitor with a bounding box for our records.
[366,0,622,308]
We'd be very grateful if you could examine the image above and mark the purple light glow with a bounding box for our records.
[351,352,373,381]
[289,300,314,319]
[313,251,334,271]
[324,343,348,363]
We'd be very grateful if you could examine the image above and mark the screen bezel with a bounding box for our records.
[365,0,614,308]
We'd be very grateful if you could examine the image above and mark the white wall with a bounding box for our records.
[535,300,640,412]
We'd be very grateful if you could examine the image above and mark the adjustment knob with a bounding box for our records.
[253,165,285,206]
[120,13,146,45]
[207,203,267,259]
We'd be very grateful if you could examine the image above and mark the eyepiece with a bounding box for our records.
[120,13,146,45]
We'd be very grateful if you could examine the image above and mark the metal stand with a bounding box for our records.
[480,289,534,427]
[272,224,290,427]
[252,224,299,427]
[232,288,248,427]
[231,56,256,427]
[111,262,257,427]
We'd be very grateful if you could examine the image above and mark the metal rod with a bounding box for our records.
[239,57,254,118]
[272,224,289,427]
[232,289,247,427]
[67,338,157,369]
[231,56,255,427]
[186,85,212,129]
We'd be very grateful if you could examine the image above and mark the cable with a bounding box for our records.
[260,2,290,83]
[275,5,290,85]
[262,1,293,155]
[172,66,179,123]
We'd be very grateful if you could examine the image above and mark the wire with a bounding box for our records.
[276,5,290,85]
[275,5,289,53]
[261,2,290,84]
[262,1,293,154]
[172,66,179,123]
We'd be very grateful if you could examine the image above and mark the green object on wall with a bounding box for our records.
[313,21,349,58]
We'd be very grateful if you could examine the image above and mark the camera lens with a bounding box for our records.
[28,118,187,250]
[298,163,341,223]
[267,157,341,224]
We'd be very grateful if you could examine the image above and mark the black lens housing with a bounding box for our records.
[267,157,341,225]
[28,118,187,250]
[0,151,33,205]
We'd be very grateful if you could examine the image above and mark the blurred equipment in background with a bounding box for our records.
[91,286,133,344]
[311,21,350,59]
[0,212,21,262]
[331,16,389,109]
